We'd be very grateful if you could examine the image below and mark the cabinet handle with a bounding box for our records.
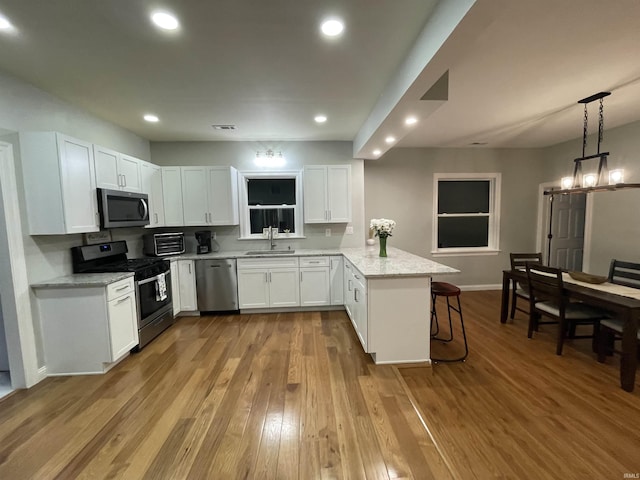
[115,296,129,305]
[123,175,127,187]
[328,210,331,221]
[154,213,158,224]
[300,271,303,282]
[205,213,208,223]
[269,272,272,283]
[265,272,268,283]
[115,284,129,291]
[354,288,359,302]
[354,274,360,280]
[309,261,320,264]
[348,279,352,291]
[188,263,192,274]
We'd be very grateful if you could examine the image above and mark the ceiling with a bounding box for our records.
[1,0,640,159]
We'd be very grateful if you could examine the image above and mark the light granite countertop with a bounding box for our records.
[30,246,458,288]
[170,246,458,278]
[31,272,135,289]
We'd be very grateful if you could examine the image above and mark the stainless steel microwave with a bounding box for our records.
[97,188,150,228]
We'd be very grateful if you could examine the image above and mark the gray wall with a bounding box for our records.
[0,70,151,368]
[150,141,365,253]
[364,147,546,286]
[542,119,640,275]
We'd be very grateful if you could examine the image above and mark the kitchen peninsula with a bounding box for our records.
[180,246,459,364]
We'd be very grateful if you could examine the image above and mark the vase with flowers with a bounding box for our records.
[369,218,396,257]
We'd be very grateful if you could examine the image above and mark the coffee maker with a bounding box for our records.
[195,230,212,254]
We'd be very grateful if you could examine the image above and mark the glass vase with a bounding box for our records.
[379,235,387,257]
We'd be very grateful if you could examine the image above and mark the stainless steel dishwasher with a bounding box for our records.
[195,258,239,311]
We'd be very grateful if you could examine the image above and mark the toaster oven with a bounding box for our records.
[143,232,185,256]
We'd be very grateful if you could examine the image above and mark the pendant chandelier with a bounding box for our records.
[545,91,637,195]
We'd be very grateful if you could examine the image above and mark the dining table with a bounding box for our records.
[501,269,640,392]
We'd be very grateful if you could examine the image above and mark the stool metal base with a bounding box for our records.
[430,286,469,363]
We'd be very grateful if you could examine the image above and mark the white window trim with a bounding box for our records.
[431,172,501,256]
[237,170,304,239]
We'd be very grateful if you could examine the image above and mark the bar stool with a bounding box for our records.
[430,281,469,362]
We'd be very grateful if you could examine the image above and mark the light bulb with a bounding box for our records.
[561,177,574,189]
[609,169,624,184]
[583,173,598,187]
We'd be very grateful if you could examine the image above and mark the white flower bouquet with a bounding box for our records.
[370,218,396,238]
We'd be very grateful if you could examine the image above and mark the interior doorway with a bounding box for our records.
[540,190,587,270]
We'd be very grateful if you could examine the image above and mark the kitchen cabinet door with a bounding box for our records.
[107,291,138,360]
[118,154,143,193]
[170,260,181,316]
[330,256,344,305]
[94,145,120,190]
[269,268,300,307]
[162,167,184,226]
[238,269,270,309]
[303,165,328,223]
[208,166,239,225]
[178,260,197,311]
[181,167,210,226]
[353,275,368,351]
[327,165,351,222]
[141,162,165,228]
[300,267,330,306]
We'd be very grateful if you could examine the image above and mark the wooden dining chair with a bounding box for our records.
[608,259,640,288]
[596,259,640,362]
[525,263,607,355]
[509,252,543,319]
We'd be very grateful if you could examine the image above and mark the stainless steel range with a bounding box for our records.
[71,241,173,349]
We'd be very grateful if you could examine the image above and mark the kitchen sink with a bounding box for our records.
[245,250,296,255]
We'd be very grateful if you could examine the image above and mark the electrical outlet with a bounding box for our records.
[325,228,331,237]
[345,225,354,235]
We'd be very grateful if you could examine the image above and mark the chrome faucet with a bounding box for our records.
[269,226,276,250]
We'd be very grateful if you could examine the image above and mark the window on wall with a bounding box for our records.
[238,171,304,238]
[432,173,501,255]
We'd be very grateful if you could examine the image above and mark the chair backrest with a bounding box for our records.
[510,252,543,271]
[608,259,640,288]
[526,263,565,310]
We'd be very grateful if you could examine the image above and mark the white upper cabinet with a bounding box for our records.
[94,145,142,193]
[162,167,184,226]
[140,161,165,228]
[303,165,351,223]
[181,167,210,226]
[20,132,99,235]
[208,166,239,225]
[181,166,239,226]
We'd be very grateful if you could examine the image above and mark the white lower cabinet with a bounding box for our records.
[329,256,344,305]
[170,259,181,316]
[237,257,300,309]
[34,277,138,375]
[178,260,197,312]
[343,259,368,351]
[300,256,330,307]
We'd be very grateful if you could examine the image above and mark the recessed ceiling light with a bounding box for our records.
[0,14,13,30]
[321,18,344,37]
[385,136,396,144]
[314,115,327,123]
[372,149,382,156]
[151,11,179,30]
[144,114,159,123]
[405,116,418,125]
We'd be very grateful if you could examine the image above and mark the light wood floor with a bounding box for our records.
[0,292,638,479]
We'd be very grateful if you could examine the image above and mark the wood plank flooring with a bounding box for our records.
[0,310,451,480]
[1,292,639,479]
[401,290,640,479]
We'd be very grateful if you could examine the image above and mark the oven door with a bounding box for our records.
[136,271,172,327]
